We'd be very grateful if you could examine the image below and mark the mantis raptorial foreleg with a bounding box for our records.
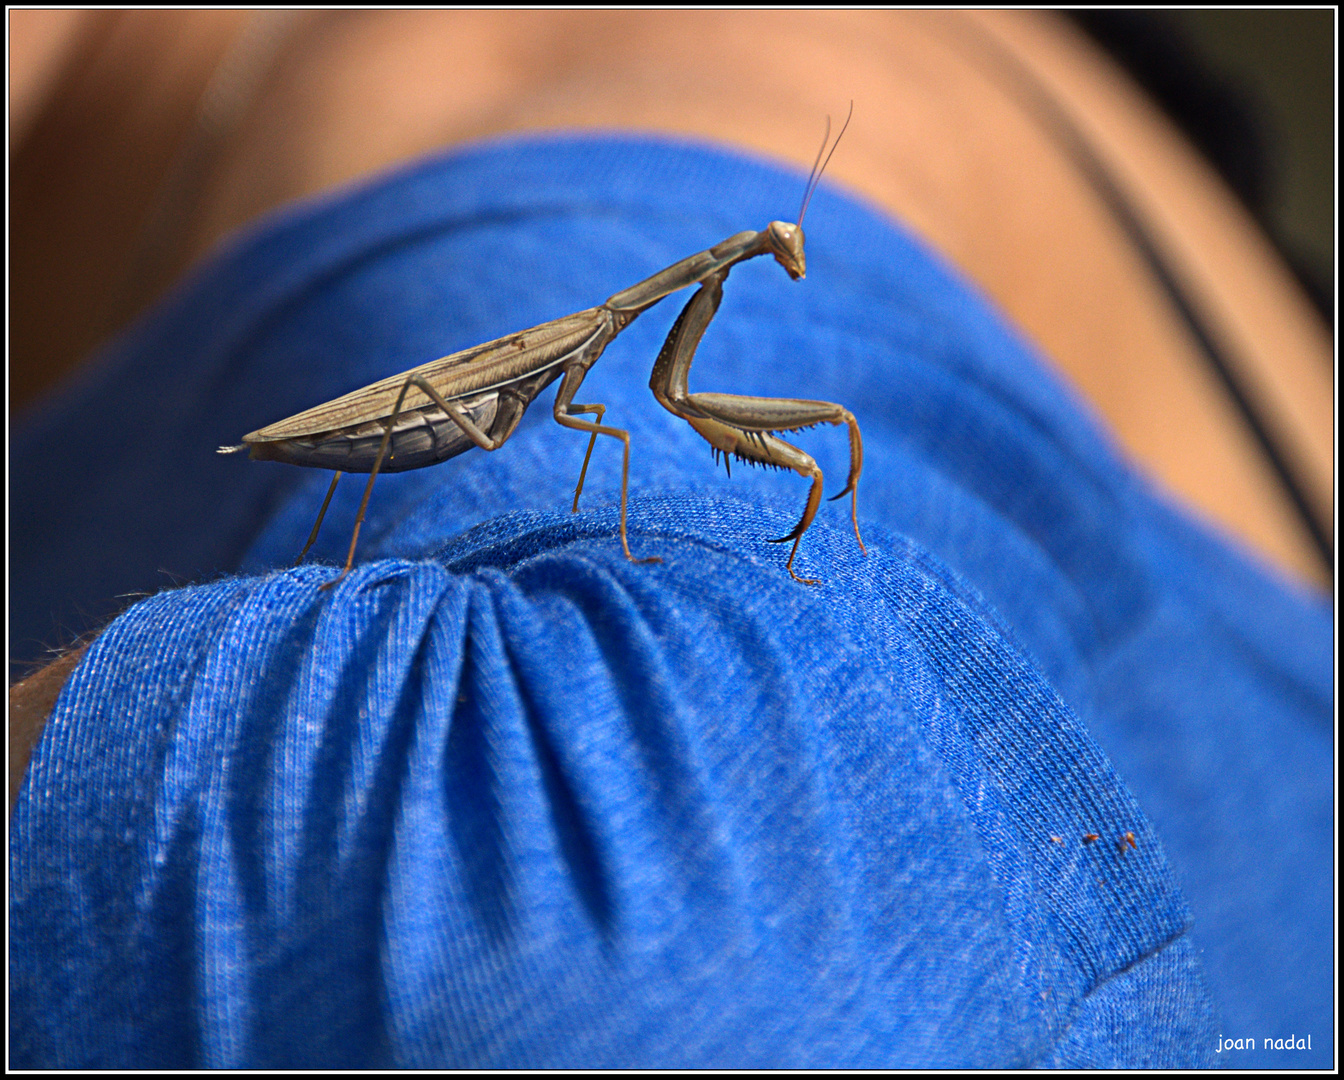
[647,270,866,583]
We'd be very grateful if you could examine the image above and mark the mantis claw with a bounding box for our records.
[319,567,350,592]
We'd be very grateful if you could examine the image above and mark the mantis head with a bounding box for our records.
[767,221,807,280]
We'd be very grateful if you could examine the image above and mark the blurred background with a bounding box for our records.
[11,10,1334,419]
[1070,9,1334,328]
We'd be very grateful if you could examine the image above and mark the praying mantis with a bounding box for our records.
[221,109,865,587]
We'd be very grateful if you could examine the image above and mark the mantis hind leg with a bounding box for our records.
[320,373,508,591]
[294,470,343,567]
[320,393,409,591]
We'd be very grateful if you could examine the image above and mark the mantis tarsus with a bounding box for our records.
[221,109,865,587]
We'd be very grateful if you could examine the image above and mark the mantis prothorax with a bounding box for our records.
[221,108,865,587]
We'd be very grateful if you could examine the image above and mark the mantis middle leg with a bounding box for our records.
[553,366,660,566]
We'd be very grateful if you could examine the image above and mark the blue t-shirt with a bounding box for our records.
[10,137,1332,1068]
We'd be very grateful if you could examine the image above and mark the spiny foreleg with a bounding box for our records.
[682,412,826,584]
[689,392,865,559]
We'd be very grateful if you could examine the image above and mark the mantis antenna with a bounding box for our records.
[797,101,854,228]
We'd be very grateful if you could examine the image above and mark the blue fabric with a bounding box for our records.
[10,136,1331,1068]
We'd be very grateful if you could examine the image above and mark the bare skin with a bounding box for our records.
[9,11,1332,809]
